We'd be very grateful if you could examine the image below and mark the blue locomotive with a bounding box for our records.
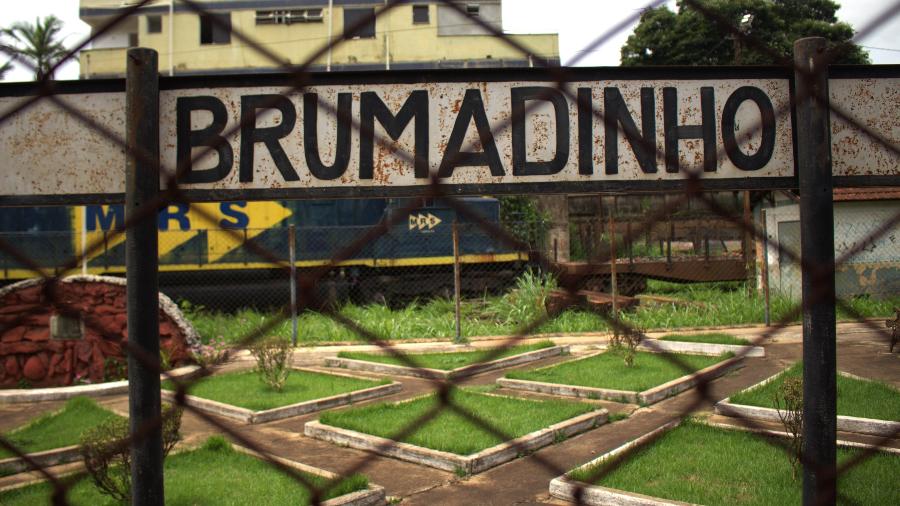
[0,197,528,308]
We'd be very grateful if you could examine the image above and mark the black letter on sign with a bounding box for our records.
[577,88,594,175]
[239,95,299,182]
[437,89,504,178]
[663,87,716,173]
[511,87,569,176]
[360,90,429,179]
[304,93,352,180]
[176,96,233,184]
[604,87,657,175]
[721,86,776,171]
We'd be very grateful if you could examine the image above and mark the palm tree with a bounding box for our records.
[3,16,69,80]
[0,60,12,80]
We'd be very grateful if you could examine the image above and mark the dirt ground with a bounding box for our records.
[1,320,897,505]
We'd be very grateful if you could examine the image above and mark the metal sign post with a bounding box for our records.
[125,48,163,506]
[794,37,837,506]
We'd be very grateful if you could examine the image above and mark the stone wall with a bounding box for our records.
[0,275,201,388]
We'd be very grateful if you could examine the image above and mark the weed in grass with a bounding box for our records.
[608,413,629,423]
[80,405,182,503]
[608,327,644,367]
[250,337,293,392]
[553,432,568,444]
[774,376,803,480]
[181,276,900,346]
[454,466,469,478]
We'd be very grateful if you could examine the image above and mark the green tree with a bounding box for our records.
[620,0,869,66]
[3,15,69,80]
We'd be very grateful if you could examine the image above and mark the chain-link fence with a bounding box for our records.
[1,0,899,505]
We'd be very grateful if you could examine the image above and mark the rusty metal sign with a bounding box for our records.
[0,67,896,205]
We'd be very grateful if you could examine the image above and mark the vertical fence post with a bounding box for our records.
[608,215,618,338]
[452,220,462,343]
[761,209,771,326]
[289,225,298,347]
[794,37,836,506]
[125,48,162,506]
[81,208,88,275]
[743,190,753,295]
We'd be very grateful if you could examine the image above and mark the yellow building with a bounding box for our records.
[79,1,559,78]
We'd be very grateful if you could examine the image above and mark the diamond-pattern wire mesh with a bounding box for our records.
[0,0,897,504]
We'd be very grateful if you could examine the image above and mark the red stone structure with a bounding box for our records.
[0,275,201,388]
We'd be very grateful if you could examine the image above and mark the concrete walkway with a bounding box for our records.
[1,321,897,504]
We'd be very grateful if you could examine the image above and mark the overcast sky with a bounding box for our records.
[1,0,898,81]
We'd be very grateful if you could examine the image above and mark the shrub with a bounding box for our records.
[774,376,803,480]
[191,336,229,368]
[250,337,293,392]
[79,405,183,503]
[609,326,644,367]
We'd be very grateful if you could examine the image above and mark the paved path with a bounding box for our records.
[1,321,897,504]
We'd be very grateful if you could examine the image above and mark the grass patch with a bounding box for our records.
[729,363,900,421]
[320,388,595,455]
[163,369,389,411]
[0,436,368,505]
[336,340,555,370]
[660,332,750,345]
[181,276,900,346]
[568,420,899,506]
[0,397,120,459]
[505,351,731,392]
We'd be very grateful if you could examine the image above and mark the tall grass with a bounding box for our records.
[182,275,900,346]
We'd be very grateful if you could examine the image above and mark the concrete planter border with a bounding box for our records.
[715,370,900,437]
[497,353,743,405]
[550,416,900,505]
[638,338,764,358]
[549,420,686,505]
[305,394,607,475]
[160,368,401,424]
[325,345,569,380]
[0,365,201,403]
[0,445,82,477]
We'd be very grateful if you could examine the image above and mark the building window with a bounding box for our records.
[466,3,480,16]
[256,9,323,25]
[412,5,429,24]
[147,15,162,34]
[344,8,376,39]
[128,33,138,47]
[200,13,231,45]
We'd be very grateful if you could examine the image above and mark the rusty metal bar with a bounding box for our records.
[761,209,771,326]
[452,220,462,344]
[289,224,298,347]
[125,47,163,506]
[609,214,618,337]
[795,37,837,506]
